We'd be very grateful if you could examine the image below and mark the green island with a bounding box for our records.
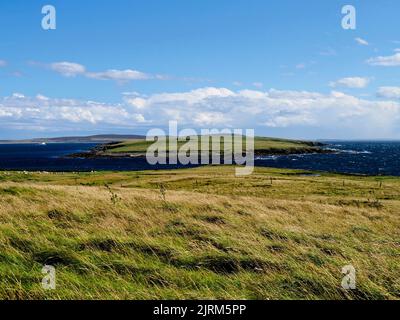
[0,165,399,299]
[72,136,329,158]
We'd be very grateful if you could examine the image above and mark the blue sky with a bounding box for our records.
[1,0,400,139]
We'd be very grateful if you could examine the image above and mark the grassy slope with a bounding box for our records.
[0,166,399,300]
[102,137,321,154]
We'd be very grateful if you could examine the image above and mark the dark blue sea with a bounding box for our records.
[0,143,191,172]
[255,141,400,176]
[0,141,399,176]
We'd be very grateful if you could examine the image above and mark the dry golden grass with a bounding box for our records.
[0,166,399,300]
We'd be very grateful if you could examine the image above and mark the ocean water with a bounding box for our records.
[0,143,192,172]
[0,141,399,176]
[255,141,400,176]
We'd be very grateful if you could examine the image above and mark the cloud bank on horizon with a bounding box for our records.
[1,0,400,139]
[1,86,400,140]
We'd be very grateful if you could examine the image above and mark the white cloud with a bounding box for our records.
[265,114,315,128]
[0,94,144,128]
[193,112,228,126]
[0,60,7,67]
[2,87,400,138]
[330,77,371,88]
[125,87,235,108]
[377,87,400,99]
[296,63,306,69]
[367,52,400,66]
[123,87,400,138]
[48,61,158,82]
[36,94,50,101]
[86,69,150,81]
[12,93,25,99]
[355,37,369,46]
[50,62,86,77]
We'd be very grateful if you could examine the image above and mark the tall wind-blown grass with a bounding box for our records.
[0,166,399,300]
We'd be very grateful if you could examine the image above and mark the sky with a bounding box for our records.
[1,0,400,139]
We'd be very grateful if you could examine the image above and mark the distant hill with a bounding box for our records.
[0,134,146,144]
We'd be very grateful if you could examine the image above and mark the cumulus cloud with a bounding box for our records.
[50,62,86,77]
[330,77,371,88]
[125,87,235,109]
[86,69,150,81]
[48,61,155,82]
[123,87,400,138]
[367,52,400,66]
[355,37,369,46]
[193,112,229,126]
[2,87,400,138]
[0,94,145,131]
[36,94,50,101]
[377,87,400,99]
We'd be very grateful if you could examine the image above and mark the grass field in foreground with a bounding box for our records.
[0,166,399,300]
